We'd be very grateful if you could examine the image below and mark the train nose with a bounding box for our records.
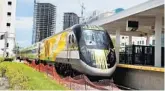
[73,48,117,77]
[91,49,109,69]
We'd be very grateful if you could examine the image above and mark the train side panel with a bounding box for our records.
[19,43,39,60]
[39,30,80,63]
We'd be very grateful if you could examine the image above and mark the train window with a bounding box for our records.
[72,34,74,43]
[142,41,144,45]
[122,43,125,46]
[6,43,9,47]
[7,12,11,16]
[32,49,35,53]
[132,41,134,44]
[6,23,11,27]
[69,35,71,44]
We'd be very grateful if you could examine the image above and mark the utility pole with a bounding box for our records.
[80,2,85,23]
[81,3,84,18]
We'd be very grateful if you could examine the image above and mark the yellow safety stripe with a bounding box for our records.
[117,64,164,73]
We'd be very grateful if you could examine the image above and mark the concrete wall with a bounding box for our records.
[113,67,164,90]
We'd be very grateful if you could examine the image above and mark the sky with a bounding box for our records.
[16,0,149,47]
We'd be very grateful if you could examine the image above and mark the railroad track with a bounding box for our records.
[61,74,122,90]
[67,74,138,90]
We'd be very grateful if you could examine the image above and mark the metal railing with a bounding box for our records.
[119,45,164,67]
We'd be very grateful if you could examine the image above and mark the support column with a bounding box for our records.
[129,35,132,45]
[154,16,162,67]
[115,29,120,64]
[146,34,150,46]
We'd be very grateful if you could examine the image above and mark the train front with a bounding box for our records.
[73,25,117,77]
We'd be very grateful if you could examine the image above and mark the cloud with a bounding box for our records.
[16,17,33,31]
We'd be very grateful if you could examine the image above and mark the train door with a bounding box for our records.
[67,32,77,76]
[67,33,77,60]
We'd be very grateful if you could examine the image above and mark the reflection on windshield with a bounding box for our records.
[82,30,110,48]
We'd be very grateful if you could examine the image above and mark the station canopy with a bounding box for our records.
[89,0,164,37]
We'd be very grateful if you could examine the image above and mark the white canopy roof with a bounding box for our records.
[89,0,164,36]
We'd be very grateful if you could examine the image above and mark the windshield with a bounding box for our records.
[73,25,116,68]
[81,30,112,49]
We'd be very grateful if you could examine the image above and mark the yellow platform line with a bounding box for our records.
[117,64,164,73]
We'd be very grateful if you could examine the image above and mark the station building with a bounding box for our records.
[84,0,164,67]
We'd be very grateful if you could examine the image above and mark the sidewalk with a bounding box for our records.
[0,77,9,90]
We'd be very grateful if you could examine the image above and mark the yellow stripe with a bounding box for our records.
[88,49,109,69]
[92,49,109,69]
[99,56,102,69]
[102,57,104,69]
[98,57,102,69]
[105,50,107,69]
[94,51,98,68]
[117,64,164,72]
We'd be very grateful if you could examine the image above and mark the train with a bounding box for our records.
[18,24,117,77]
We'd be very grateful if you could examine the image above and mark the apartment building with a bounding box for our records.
[0,0,16,57]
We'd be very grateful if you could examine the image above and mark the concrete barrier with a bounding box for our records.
[114,65,164,90]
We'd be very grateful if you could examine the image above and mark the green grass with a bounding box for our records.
[0,62,67,90]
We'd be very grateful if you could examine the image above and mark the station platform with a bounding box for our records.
[113,64,164,90]
[117,64,164,72]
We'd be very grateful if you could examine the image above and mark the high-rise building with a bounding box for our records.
[63,12,79,30]
[32,2,56,44]
[0,0,16,57]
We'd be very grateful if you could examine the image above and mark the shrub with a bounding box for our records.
[4,57,15,62]
[0,56,15,62]
[0,57,4,63]
[0,62,67,90]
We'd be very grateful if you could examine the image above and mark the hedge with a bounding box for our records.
[0,57,14,62]
[0,57,4,63]
[0,62,67,90]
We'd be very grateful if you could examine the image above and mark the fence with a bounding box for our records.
[24,60,121,90]
[119,45,164,67]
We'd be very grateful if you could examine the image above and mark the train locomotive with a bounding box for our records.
[19,24,117,77]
